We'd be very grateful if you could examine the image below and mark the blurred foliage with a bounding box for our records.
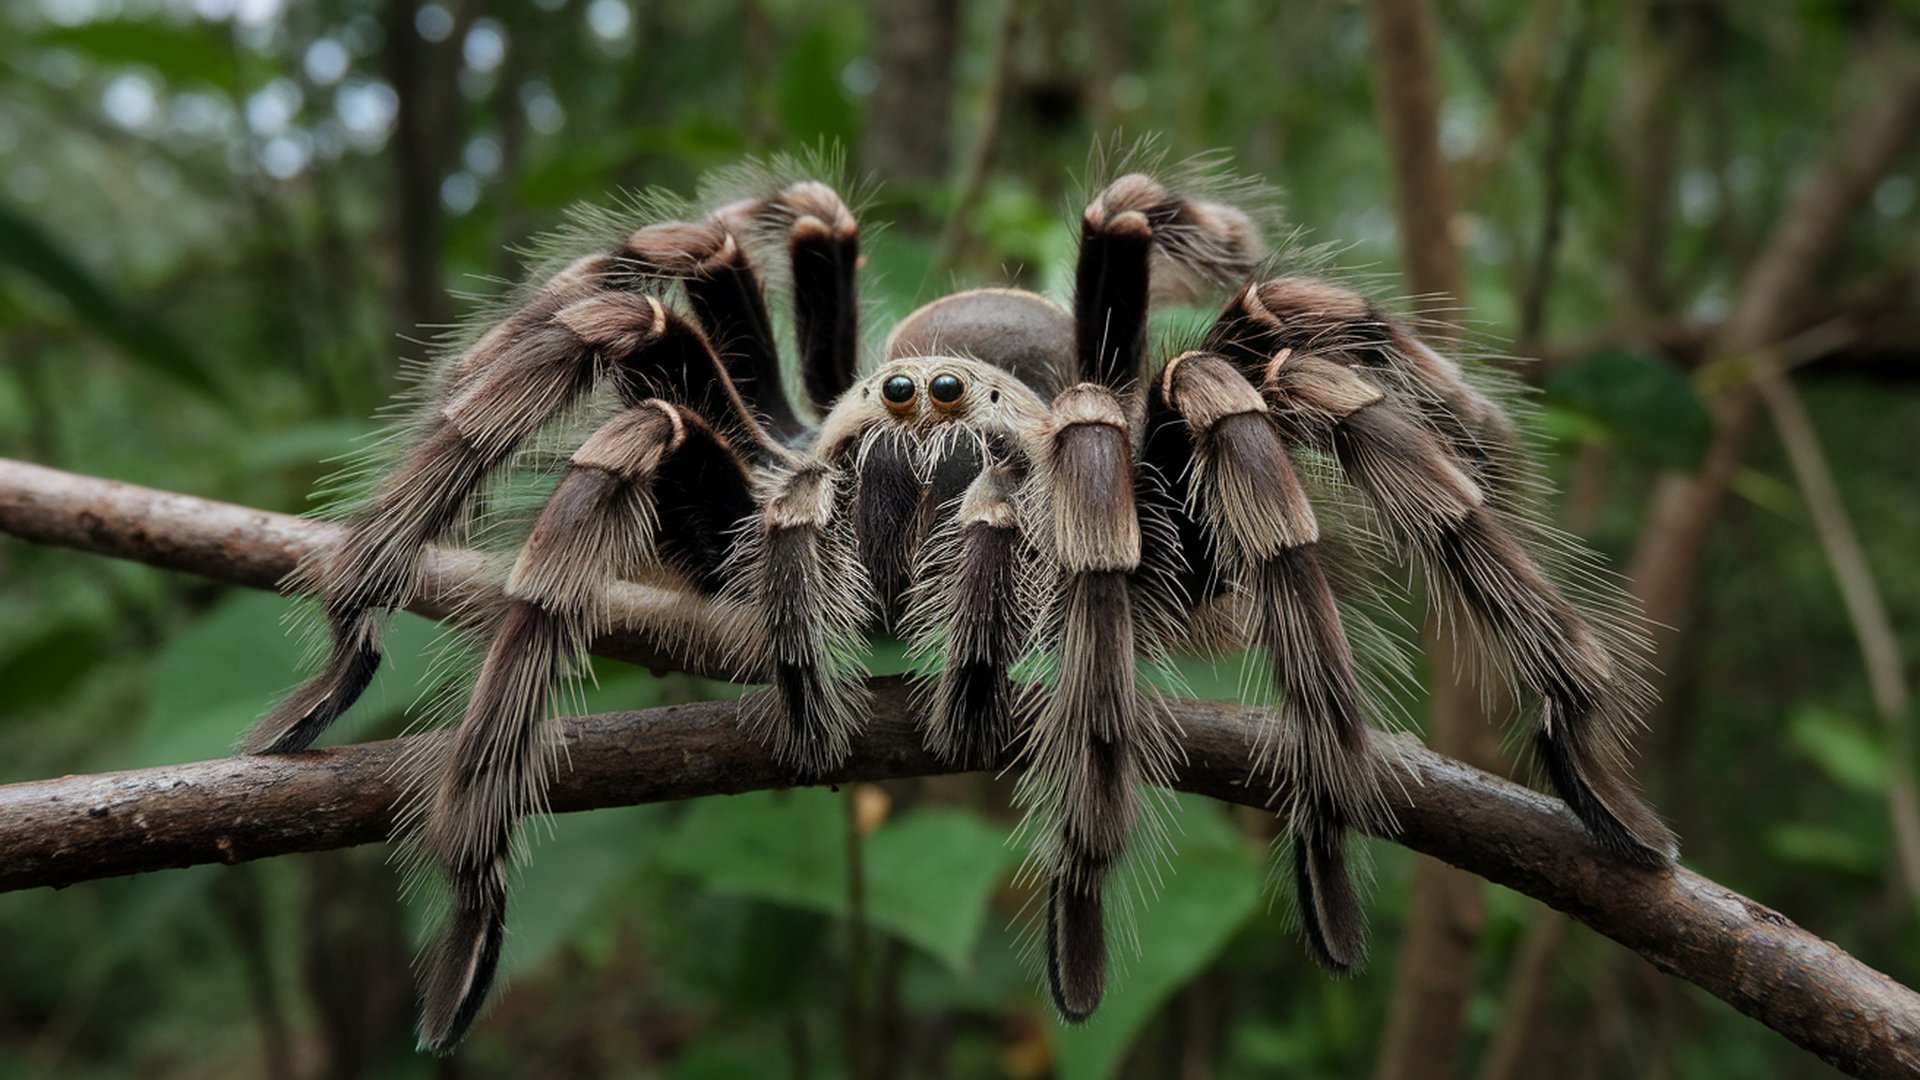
[0,0,1916,1077]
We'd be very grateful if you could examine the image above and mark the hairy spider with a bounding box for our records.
[247,150,1674,1052]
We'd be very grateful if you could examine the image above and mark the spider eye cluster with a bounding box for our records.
[881,374,916,404]
[879,371,968,415]
[928,373,965,407]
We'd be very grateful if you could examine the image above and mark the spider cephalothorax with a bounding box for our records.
[248,152,1674,1051]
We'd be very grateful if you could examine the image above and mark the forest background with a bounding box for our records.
[1,1,1917,1077]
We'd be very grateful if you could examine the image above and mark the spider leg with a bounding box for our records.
[1144,351,1380,970]
[248,269,774,755]
[1022,384,1176,1022]
[1073,173,1262,388]
[625,220,799,437]
[1206,278,1522,496]
[736,459,873,775]
[1262,351,1676,863]
[902,462,1030,770]
[719,182,861,414]
[415,402,753,1053]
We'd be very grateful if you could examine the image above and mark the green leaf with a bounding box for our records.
[864,809,1020,972]
[1052,795,1267,1080]
[663,787,848,911]
[664,793,1016,973]
[0,202,229,406]
[1767,823,1886,877]
[0,615,106,714]
[1544,348,1711,468]
[667,1031,794,1080]
[35,18,242,92]
[499,804,668,981]
[1786,705,1887,796]
[140,590,443,767]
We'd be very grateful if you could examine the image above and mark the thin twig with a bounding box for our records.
[1754,363,1920,903]
[934,0,1022,272]
[0,459,751,682]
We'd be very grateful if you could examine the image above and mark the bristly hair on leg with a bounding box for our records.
[901,463,1038,770]
[1260,348,1675,863]
[1008,383,1185,1022]
[1143,350,1389,971]
[730,461,875,775]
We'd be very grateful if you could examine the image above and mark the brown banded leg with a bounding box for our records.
[717,181,861,414]
[416,402,753,1053]
[623,220,801,438]
[1073,174,1263,389]
[1020,384,1176,1022]
[903,464,1031,770]
[1260,351,1676,864]
[737,460,872,775]
[1205,278,1522,495]
[1145,351,1381,970]
[248,273,773,755]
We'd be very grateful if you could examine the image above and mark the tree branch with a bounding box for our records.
[0,458,748,682]
[1754,364,1920,903]
[1,681,1917,1075]
[5,462,1920,1075]
[1366,3,1489,1075]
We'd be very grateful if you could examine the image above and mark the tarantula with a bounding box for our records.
[246,152,1674,1052]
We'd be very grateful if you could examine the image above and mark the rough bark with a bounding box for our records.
[4,463,1920,1075]
[1,688,1917,1077]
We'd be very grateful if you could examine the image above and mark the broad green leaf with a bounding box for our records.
[664,793,1016,972]
[1787,705,1887,796]
[864,809,1020,972]
[141,590,444,766]
[663,787,848,911]
[499,804,668,980]
[0,203,229,406]
[1052,795,1267,1080]
[1544,348,1712,468]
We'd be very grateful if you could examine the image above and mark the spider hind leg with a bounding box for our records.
[1146,350,1382,970]
[1262,344,1676,863]
[415,402,755,1052]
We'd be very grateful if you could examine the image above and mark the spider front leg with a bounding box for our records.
[716,181,862,414]
[1075,172,1262,388]
[903,462,1032,770]
[415,401,755,1052]
[625,218,797,437]
[735,459,874,775]
[1021,384,1179,1021]
[1262,350,1676,863]
[249,269,772,754]
[1143,351,1381,970]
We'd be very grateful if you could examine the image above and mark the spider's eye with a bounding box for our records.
[928,373,965,408]
[881,375,917,408]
